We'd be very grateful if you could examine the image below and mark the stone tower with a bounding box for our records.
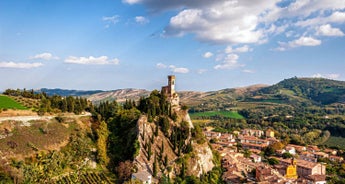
[161,75,179,106]
[168,75,176,95]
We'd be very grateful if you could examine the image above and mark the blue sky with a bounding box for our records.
[0,0,345,91]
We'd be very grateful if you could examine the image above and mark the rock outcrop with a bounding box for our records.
[133,108,214,181]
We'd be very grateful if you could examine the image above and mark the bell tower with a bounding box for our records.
[168,75,175,95]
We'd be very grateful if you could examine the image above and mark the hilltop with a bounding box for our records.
[85,77,345,109]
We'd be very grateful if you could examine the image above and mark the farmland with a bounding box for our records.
[0,95,28,110]
[323,136,345,149]
[189,110,244,119]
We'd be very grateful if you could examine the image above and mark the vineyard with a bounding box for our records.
[0,95,28,110]
[56,172,114,184]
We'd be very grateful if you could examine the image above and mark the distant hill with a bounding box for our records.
[85,84,268,108]
[255,77,345,105]
[37,77,345,108]
[37,88,104,97]
[87,88,151,104]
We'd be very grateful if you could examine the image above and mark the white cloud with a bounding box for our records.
[102,15,120,24]
[135,16,149,24]
[169,65,189,73]
[292,36,321,47]
[0,62,43,69]
[316,24,344,37]
[197,69,207,74]
[242,69,254,73]
[225,45,252,53]
[312,73,340,80]
[214,54,244,70]
[203,52,213,58]
[276,36,321,50]
[156,62,167,69]
[29,52,59,60]
[124,0,345,48]
[65,56,120,65]
[329,11,345,23]
[122,0,142,5]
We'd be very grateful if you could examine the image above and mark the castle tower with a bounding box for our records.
[161,75,179,106]
[168,75,176,95]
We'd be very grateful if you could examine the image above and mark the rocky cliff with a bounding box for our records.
[133,107,214,181]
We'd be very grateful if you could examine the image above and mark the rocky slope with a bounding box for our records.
[87,88,150,104]
[133,107,214,180]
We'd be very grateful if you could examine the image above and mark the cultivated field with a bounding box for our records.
[189,110,244,119]
[0,95,28,110]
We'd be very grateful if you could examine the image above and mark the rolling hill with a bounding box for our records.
[34,77,345,109]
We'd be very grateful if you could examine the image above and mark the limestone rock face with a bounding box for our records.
[188,142,214,176]
[134,110,214,180]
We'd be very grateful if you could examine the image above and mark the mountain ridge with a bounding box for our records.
[35,77,345,107]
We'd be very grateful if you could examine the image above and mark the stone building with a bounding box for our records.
[161,75,179,106]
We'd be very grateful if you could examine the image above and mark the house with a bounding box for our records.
[219,133,235,143]
[242,142,267,151]
[313,152,329,159]
[285,145,296,155]
[306,174,326,184]
[276,149,286,156]
[255,165,282,183]
[239,136,269,145]
[242,129,264,137]
[307,145,320,153]
[276,158,326,178]
[300,152,317,163]
[250,154,262,163]
[265,129,275,138]
[132,170,152,184]
[329,155,344,163]
[204,131,221,140]
[287,144,306,153]
[256,166,273,182]
[324,148,337,155]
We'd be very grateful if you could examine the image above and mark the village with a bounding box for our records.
[204,128,342,183]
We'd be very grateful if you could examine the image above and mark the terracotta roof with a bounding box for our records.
[276,157,319,169]
[306,174,326,182]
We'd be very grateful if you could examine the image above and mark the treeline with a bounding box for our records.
[3,88,91,115]
[39,95,90,115]
[137,90,172,121]
[3,88,42,99]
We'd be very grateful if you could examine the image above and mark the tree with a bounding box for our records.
[270,142,285,150]
[96,121,109,165]
[116,161,133,182]
[153,155,158,177]
[268,158,279,165]
[243,149,251,158]
[282,152,293,159]
[263,146,275,157]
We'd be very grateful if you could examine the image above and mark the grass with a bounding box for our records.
[0,119,77,156]
[323,136,345,149]
[189,110,244,119]
[0,95,28,110]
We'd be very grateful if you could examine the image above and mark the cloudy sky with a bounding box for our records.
[1,0,345,91]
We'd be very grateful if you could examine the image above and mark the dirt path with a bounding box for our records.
[0,112,91,125]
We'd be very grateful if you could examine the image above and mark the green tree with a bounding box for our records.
[96,121,110,165]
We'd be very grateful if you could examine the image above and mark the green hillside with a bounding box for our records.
[190,110,244,119]
[0,95,28,110]
[256,77,345,105]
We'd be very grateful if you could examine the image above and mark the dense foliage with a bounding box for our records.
[3,88,91,115]
[256,77,345,105]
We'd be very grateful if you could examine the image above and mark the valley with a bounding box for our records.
[1,77,345,183]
